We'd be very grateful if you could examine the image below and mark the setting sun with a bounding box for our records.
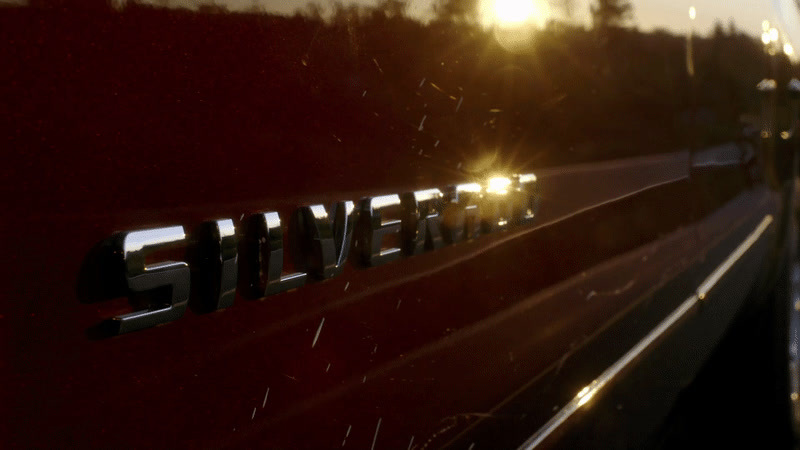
[494,0,536,24]
[480,0,549,28]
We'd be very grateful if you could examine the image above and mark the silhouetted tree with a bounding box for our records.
[300,2,324,21]
[377,0,407,18]
[552,0,576,20]
[29,0,111,11]
[712,20,725,39]
[727,19,737,37]
[433,0,478,23]
[590,0,633,30]
[197,2,228,14]
[246,0,264,14]
[331,1,364,24]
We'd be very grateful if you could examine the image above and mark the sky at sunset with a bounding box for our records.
[128,0,784,39]
[4,0,791,43]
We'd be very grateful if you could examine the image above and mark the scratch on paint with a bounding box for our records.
[372,58,383,74]
[418,416,460,449]
[341,424,352,447]
[468,443,475,450]
[554,349,571,376]
[251,407,256,420]
[344,282,350,291]
[362,375,367,383]
[586,280,636,301]
[262,388,270,408]
[312,317,325,348]
[418,115,426,131]
[326,363,331,372]
[612,279,636,295]
[396,299,402,310]
[407,436,415,449]
[371,418,382,450]
[373,344,378,354]
[455,96,463,112]
[434,140,439,147]
[419,77,426,88]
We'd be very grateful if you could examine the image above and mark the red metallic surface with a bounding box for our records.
[2,0,798,448]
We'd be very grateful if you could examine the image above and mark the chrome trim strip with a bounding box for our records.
[519,214,774,449]
[697,215,774,300]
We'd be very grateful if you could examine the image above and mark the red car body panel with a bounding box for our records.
[2,0,798,448]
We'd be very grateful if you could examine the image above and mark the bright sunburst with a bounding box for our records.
[480,0,549,28]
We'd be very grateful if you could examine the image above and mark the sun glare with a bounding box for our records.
[486,176,512,194]
[481,0,548,28]
[494,0,535,24]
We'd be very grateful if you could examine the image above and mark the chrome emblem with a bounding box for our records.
[93,174,538,335]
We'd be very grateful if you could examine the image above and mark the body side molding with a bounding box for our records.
[519,214,775,449]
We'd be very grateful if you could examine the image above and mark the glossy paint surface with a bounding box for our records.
[1,0,797,448]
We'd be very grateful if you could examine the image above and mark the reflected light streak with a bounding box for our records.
[575,382,597,407]
[371,194,401,210]
[414,188,443,202]
[486,176,512,195]
[456,183,483,194]
[309,204,330,220]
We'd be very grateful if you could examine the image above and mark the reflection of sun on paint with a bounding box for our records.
[486,176,512,195]
[480,0,549,28]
